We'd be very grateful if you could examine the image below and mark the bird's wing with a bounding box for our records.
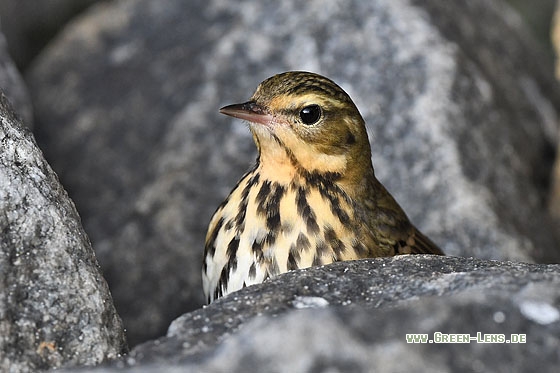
[405,226,444,255]
[367,178,444,256]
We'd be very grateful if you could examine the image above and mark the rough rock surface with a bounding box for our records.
[26,0,560,345]
[60,256,560,372]
[0,94,127,371]
[0,32,32,125]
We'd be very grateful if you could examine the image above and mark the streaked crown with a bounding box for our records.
[251,71,356,108]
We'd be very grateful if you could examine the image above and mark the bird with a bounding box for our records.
[202,71,444,303]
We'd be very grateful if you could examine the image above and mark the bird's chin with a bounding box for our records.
[249,121,274,139]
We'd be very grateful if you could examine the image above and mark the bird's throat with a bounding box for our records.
[253,129,350,184]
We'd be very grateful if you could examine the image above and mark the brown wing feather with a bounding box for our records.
[365,177,444,256]
[407,226,445,255]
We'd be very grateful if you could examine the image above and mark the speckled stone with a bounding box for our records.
[59,256,560,372]
[0,93,127,372]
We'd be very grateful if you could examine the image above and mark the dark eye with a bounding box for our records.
[299,104,322,125]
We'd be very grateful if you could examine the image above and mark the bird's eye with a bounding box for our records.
[299,105,322,125]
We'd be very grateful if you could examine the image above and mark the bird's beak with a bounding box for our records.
[219,101,273,126]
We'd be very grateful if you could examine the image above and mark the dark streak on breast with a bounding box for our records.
[268,257,280,277]
[204,216,224,259]
[324,226,345,259]
[296,186,319,234]
[287,243,300,270]
[248,262,257,279]
[256,180,271,216]
[316,241,329,256]
[312,255,322,266]
[266,183,285,230]
[217,265,230,300]
[312,177,351,227]
[234,172,260,232]
[226,237,240,271]
[252,239,263,255]
[296,233,311,252]
[264,231,276,246]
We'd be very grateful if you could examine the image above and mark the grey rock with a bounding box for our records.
[0,94,126,371]
[0,0,103,69]
[0,32,32,125]
[504,0,557,51]
[60,256,560,372]
[26,0,560,345]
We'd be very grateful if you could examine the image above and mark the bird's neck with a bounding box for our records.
[253,130,374,199]
[256,154,374,203]
[254,139,346,186]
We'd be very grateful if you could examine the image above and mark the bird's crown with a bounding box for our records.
[251,71,355,109]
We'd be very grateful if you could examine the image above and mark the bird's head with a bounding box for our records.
[220,71,373,188]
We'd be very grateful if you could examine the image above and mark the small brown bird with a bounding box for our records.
[203,71,443,303]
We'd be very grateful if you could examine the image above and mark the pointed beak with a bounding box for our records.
[219,101,273,126]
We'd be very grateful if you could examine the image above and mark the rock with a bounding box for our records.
[554,1,560,79]
[0,0,102,69]
[58,256,560,372]
[0,93,127,371]
[26,0,560,345]
[0,32,33,125]
[503,0,557,53]
[549,0,560,217]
